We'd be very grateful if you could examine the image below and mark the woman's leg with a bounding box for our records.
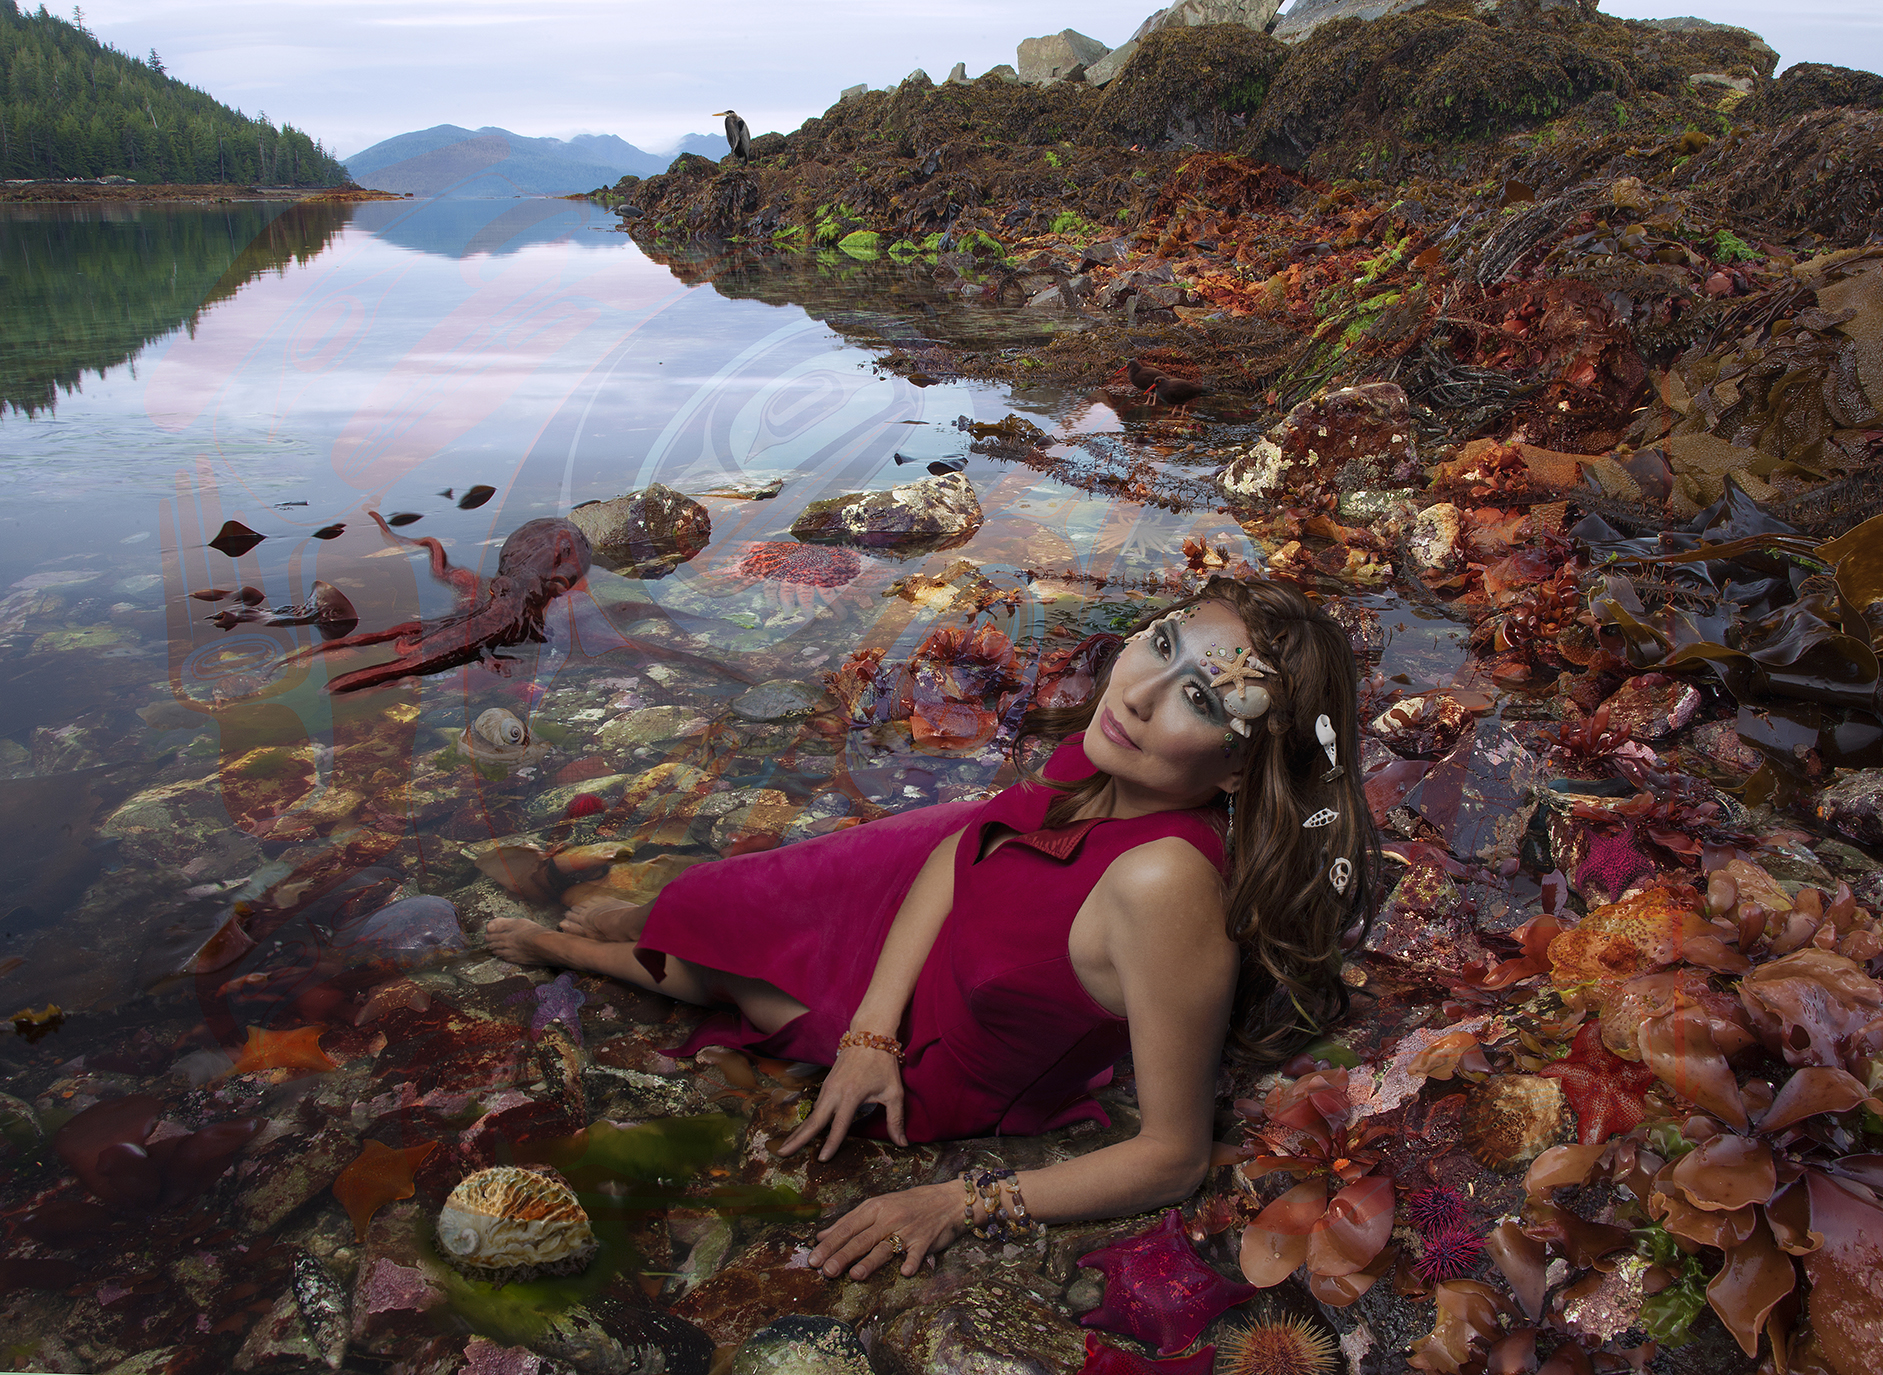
[483,917,810,1035]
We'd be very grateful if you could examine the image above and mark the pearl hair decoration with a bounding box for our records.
[1315,714,1342,782]
[1329,857,1354,894]
[1302,808,1338,829]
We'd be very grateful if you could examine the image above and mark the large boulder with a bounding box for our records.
[568,483,710,579]
[790,472,983,553]
[1089,0,1286,87]
[1089,23,1290,146]
[1016,29,1110,84]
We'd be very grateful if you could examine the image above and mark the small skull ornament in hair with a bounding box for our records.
[1129,606,1279,751]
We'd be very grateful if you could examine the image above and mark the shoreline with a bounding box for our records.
[0,181,405,205]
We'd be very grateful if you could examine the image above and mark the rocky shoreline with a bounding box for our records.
[0,181,402,204]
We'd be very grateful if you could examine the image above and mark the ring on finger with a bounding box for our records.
[884,1232,907,1255]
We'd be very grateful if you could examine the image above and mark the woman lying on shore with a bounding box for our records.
[486,575,1377,1281]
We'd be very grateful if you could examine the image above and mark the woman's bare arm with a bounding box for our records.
[775,824,968,1158]
[807,837,1238,1277]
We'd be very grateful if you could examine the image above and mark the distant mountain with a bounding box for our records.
[671,132,733,162]
[342,125,721,198]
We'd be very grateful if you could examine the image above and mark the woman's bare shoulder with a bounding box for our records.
[1096,836,1232,950]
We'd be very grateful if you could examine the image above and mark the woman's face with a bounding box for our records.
[1084,599,1259,810]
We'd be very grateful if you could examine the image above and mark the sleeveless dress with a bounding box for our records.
[634,735,1227,1141]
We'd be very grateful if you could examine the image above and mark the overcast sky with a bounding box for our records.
[74,0,1883,162]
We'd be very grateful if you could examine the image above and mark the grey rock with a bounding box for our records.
[983,64,1021,83]
[731,1316,871,1374]
[568,483,710,580]
[731,679,825,722]
[599,706,711,749]
[790,471,982,553]
[1084,40,1139,87]
[1272,0,1427,42]
[903,69,932,87]
[871,1276,1086,1373]
[1016,29,1110,84]
[840,83,868,102]
[693,475,784,500]
[237,1126,359,1235]
[1644,15,1778,68]
[946,61,971,85]
[99,1352,183,1375]
[1689,71,1754,95]
[292,1252,351,1370]
[1132,0,1284,46]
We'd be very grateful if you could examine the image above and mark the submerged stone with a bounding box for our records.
[731,1316,871,1375]
[790,472,983,553]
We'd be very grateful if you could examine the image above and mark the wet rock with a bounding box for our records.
[1685,718,1761,775]
[731,680,825,722]
[946,62,970,86]
[1815,768,1883,847]
[458,1337,562,1375]
[731,1316,871,1374]
[1368,863,1491,976]
[1218,438,1288,500]
[350,1202,448,1356]
[871,1275,1086,1374]
[1094,258,1176,311]
[0,1090,43,1161]
[1597,673,1701,743]
[234,1287,338,1373]
[1016,29,1109,84]
[569,484,711,580]
[599,706,711,749]
[528,774,634,822]
[790,472,982,553]
[1084,40,1137,87]
[1463,1075,1569,1171]
[671,1230,838,1346]
[292,1251,351,1371]
[1274,381,1419,488]
[1371,693,1473,759]
[1408,503,1465,580]
[238,1125,360,1235]
[98,1352,182,1375]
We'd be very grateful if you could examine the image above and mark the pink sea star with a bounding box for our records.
[1573,824,1654,903]
[1077,1209,1257,1356]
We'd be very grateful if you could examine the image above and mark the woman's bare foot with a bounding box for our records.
[560,896,646,942]
[484,916,567,967]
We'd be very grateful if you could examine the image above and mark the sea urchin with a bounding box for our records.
[734,542,863,588]
[1403,1186,1468,1235]
[1413,1224,1485,1283]
[1217,1316,1338,1375]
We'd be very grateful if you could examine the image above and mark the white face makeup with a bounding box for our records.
[1127,606,1276,737]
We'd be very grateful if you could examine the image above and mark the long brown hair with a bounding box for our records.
[1013,576,1378,1066]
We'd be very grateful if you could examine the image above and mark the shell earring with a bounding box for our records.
[1315,714,1342,783]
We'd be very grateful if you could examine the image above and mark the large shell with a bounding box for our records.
[459,708,540,764]
[435,1166,596,1284]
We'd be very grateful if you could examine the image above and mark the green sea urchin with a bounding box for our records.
[1217,1316,1339,1375]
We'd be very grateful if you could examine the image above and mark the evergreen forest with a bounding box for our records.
[0,2,347,185]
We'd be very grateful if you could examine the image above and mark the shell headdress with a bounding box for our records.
[435,1165,597,1285]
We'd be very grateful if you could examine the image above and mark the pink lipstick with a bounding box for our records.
[1098,707,1139,751]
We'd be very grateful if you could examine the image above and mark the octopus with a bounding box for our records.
[709,540,883,616]
[282,512,591,693]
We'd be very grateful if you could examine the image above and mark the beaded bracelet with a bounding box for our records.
[957,1168,1046,1243]
[836,1030,903,1062]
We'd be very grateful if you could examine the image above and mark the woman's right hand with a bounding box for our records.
[774,1044,907,1159]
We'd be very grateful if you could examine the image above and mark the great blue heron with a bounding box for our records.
[712,110,751,164]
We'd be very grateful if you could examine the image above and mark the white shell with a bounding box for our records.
[436,1166,596,1283]
[1330,856,1354,895]
[460,708,538,763]
[1302,808,1338,829]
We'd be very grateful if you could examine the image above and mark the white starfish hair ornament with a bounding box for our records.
[1204,645,1279,736]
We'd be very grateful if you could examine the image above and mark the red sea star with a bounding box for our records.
[1077,1209,1257,1356]
[1572,825,1653,903]
[1538,1021,1656,1144]
[734,542,863,588]
[1078,1333,1216,1374]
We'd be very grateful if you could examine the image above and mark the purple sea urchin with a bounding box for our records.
[1413,1224,1484,1283]
[1217,1316,1339,1375]
[1403,1186,1468,1235]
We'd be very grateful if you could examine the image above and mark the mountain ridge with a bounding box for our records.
[344,124,728,198]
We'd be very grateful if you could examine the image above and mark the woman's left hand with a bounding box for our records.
[807,1180,963,1281]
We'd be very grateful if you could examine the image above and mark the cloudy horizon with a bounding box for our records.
[65,0,1883,163]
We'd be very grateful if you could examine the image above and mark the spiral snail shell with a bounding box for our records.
[458,708,541,764]
[435,1165,596,1285]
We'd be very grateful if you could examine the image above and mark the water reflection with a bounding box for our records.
[0,196,1266,1369]
[0,202,352,418]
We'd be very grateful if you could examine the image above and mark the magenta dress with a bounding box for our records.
[635,736,1228,1141]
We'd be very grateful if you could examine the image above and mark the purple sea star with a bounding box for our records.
[1573,824,1654,903]
[1078,1333,1216,1374]
[1076,1209,1257,1356]
[508,972,586,1045]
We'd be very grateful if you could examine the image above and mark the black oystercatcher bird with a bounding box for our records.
[1125,357,1167,397]
[1153,374,1207,411]
[713,110,752,164]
